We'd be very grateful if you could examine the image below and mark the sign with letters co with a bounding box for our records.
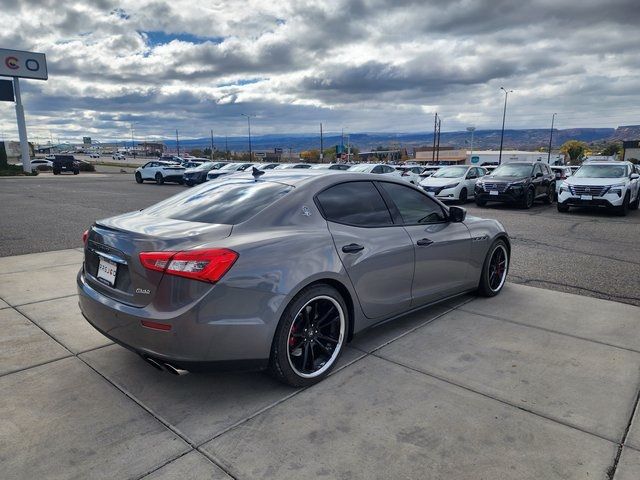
[0,48,48,80]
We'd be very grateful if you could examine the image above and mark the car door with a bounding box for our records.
[316,181,414,322]
[376,181,472,306]
[140,162,152,179]
[464,167,477,192]
[532,163,545,197]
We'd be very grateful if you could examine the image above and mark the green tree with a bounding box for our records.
[189,148,203,157]
[560,140,589,165]
[600,142,621,157]
[0,142,7,169]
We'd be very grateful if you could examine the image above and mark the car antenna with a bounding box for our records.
[252,166,265,181]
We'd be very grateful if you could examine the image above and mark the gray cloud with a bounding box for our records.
[0,0,638,141]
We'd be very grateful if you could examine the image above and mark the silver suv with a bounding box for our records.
[557,161,640,215]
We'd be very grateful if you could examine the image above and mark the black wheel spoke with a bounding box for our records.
[318,333,338,344]
[287,296,345,377]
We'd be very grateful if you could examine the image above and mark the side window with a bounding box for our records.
[533,164,542,176]
[466,169,476,179]
[316,182,393,227]
[378,182,447,225]
[477,167,486,177]
[383,165,395,173]
[371,165,383,174]
[143,162,151,168]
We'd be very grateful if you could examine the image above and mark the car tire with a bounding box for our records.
[477,239,509,297]
[543,184,554,204]
[522,188,535,209]
[458,188,468,204]
[53,170,60,175]
[475,197,487,207]
[135,172,143,184]
[557,202,570,213]
[155,173,164,185]
[73,169,79,175]
[616,192,630,216]
[269,283,348,387]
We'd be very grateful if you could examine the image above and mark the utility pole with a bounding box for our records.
[467,126,476,164]
[347,133,350,163]
[241,113,253,161]
[320,123,324,162]
[130,123,135,158]
[432,112,438,163]
[210,129,214,160]
[436,117,441,163]
[176,129,180,156]
[13,78,31,172]
[225,136,228,156]
[547,113,556,164]
[498,87,513,165]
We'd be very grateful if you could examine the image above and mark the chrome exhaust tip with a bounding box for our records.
[162,362,189,376]
[143,356,165,371]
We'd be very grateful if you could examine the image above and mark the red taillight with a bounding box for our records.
[139,249,238,283]
[82,229,89,245]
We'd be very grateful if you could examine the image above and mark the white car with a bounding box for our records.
[112,153,126,160]
[395,165,425,184]
[274,163,312,169]
[135,160,185,185]
[348,163,402,178]
[30,159,54,168]
[206,162,254,181]
[558,161,640,215]
[87,153,100,158]
[419,165,487,203]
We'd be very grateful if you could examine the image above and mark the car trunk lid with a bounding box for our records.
[84,212,232,307]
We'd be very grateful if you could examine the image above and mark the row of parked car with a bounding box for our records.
[134,158,640,216]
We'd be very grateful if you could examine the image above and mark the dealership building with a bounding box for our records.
[414,148,564,166]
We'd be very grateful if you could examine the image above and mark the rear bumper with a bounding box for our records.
[77,269,275,371]
[162,174,184,182]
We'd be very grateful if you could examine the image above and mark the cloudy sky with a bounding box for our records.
[0,0,638,143]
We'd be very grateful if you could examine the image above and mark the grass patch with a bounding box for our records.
[0,164,39,176]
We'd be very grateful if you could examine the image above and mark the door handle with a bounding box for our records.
[417,238,433,247]
[342,243,364,253]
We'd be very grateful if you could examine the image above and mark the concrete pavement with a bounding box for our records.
[1,249,639,479]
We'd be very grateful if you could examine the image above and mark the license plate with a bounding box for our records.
[580,195,593,200]
[490,190,499,196]
[97,257,118,287]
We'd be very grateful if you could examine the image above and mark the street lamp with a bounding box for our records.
[547,113,557,164]
[498,87,513,165]
[466,126,476,163]
[130,122,136,158]
[241,113,254,161]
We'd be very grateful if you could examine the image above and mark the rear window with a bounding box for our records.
[143,180,293,224]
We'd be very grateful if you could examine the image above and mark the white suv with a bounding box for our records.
[557,161,640,215]
[135,160,186,185]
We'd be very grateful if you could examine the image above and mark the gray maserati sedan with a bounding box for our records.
[78,170,510,386]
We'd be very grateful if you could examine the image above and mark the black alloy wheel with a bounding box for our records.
[270,284,347,387]
[459,188,468,204]
[135,172,143,183]
[522,188,535,209]
[155,172,164,185]
[478,240,509,297]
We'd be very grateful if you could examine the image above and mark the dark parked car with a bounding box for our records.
[183,161,229,186]
[79,171,510,387]
[52,155,80,175]
[474,161,555,208]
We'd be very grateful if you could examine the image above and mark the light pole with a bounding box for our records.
[241,114,254,161]
[547,113,557,164]
[466,126,476,163]
[130,122,136,158]
[498,87,513,165]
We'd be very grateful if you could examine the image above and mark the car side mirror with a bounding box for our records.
[631,173,639,180]
[448,206,466,223]
[535,172,543,178]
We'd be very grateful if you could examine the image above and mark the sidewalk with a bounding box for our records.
[1,248,639,479]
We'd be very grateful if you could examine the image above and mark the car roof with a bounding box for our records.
[582,161,628,166]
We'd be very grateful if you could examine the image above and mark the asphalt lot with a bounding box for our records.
[0,172,639,306]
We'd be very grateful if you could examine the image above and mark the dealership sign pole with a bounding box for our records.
[0,48,48,173]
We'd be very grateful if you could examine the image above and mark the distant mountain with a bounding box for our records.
[161,125,639,153]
